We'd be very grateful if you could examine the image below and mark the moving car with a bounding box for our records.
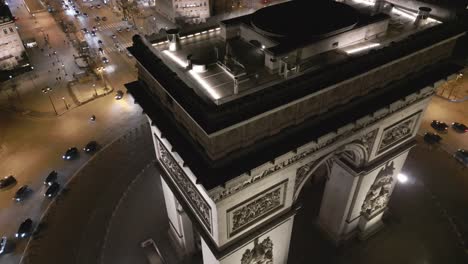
[13,185,29,202]
[44,170,58,186]
[91,30,96,36]
[0,236,8,255]
[82,28,88,33]
[95,16,100,22]
[0,175,16,189]
[423,132,441,144]
[84,141,98,153]
[115,90,124,100]
[98,47,103,54]
[126,27,131,32]
[454,149,468,166]
[117,27,123,33]
[102,57,109,64]
[126,51,133,58]
[111,34,116,39]
[45,182,60,198]
[63,147,78,160]
[16,218,33,238]
[451,122,467,133]
[83,12,88,17]
[430,120,448,132]
[97,4,101,8]
[98,39,103,45]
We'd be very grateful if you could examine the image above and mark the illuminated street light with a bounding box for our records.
[42,87,58,115]
[397,173,408,184]
[97,67,108,90]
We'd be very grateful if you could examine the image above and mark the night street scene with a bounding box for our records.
[0,0,467,263]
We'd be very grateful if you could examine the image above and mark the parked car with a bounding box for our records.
[84,141,98,153]
[423,132,441,144]
[451,122,467,133]
[0,236,8,255]
[44,170,58,186]
[430,120,448,132]
[0,175,16,189]
[454,149,468,166]
[16,218,33,238]
[45,182,60,198]
[63,147,78,160]
[13,185,29,202]
[115,90,124,100]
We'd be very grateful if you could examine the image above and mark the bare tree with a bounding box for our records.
[117,0,140,28]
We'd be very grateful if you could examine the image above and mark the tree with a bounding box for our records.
[117,0,139,28]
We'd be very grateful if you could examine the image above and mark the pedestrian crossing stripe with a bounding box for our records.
[102,41,132,53]
[98,21,130,31]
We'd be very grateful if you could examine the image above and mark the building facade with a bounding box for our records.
[156,0,211,24]
[127,0,466,263]
[0,3,25,70]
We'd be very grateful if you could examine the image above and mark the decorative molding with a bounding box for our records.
[227,180,287,238]
[209,89,433,203]
[158,141,212,233]
[361,161,395,218]
[361,128,378,156]
[377,111,421,155]
[293,159,321,195]
[241,237,274,264]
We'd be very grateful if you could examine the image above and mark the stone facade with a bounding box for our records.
[0,6,25,70]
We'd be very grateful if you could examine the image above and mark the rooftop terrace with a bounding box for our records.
[148,0,442,105]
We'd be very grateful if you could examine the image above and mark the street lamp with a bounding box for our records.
[96,67,108,90]
[42,87,58,115]
[92,83,98,96]
[397,173,408,184]
[62,97,69,110]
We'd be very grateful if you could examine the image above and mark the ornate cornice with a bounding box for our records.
[209,87,434,203]
[158,141,212,233]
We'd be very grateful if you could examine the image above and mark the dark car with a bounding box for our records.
[13,185,29,202]
[115,90,124,100]
[97,4,101,8]
[84,141,98,153]
[83,12,88,17]
[44,170,57,186]
[126,27,131,32]
[82,28,88,33]
[95,16,100,22]
[0,236,8,255]
[423,132,441,144]
[102,57,109,64]
[91,30,96,36]
[111,34,116,39]
[92,26,97,31]
[16,218,33,239]
[451,122,467,133]
[430,120,448,132]
[45,182,60,198]
[454,149,468,166]
[0,175,17,189]
[102,16,107,21]
[97,39,103,45]
[98,47,103,54]
[117,27,123,33]
[63,147,78,160]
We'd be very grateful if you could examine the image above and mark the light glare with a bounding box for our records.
[397,173,408,184]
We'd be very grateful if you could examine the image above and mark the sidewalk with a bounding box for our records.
[436,68,468,102]
[68,75,113,105]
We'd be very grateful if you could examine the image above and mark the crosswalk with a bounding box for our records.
[98,21,131,31]
[101,41,133,53]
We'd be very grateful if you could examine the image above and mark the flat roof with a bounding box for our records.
[149,0,443,105]
[0,4,13,23]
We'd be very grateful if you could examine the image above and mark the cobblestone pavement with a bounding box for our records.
[21,122,155,264]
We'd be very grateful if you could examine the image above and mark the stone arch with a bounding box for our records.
[293,142,368,201]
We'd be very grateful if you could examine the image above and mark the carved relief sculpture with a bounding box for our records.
[377,112,420,154]
[241,237,274,264]
[158,141,212,233]
[227,181,287,237]
[361,161,395,217]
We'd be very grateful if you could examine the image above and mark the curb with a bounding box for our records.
[435,94,468,103]
[19,121,149,264]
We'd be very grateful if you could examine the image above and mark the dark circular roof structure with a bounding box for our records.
[251,1,359,38]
